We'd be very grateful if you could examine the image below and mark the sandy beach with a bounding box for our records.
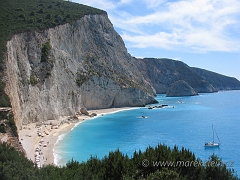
[18,107,133,167]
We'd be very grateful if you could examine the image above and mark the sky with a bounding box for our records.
[73,0,240,80]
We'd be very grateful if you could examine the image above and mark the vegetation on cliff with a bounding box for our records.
[7,113,18,137]
[0,0,106,107]
[0,143,237,180]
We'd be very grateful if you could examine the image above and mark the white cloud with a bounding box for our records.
[118,0,240,52]
[74,0,240,52]
[119,0,132,4]
[143,0,166,9]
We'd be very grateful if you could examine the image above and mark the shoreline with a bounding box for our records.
[18,107,135,167]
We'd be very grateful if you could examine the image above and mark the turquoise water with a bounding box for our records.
[54,91,240,175]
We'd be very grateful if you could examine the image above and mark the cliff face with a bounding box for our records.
[134,58,240,95]
[192,67,240,90]
[4,14,156,127]
[134,58,217,94]
[166,80,198,97]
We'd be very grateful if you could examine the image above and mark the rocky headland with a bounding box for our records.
[134,58,240,94]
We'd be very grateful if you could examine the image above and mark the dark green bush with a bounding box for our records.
[15,8,24,11]
[38,9,44,14]
[8,113,18,137]
[46,13,52,19]
[30,75,38,85]
[0,124,6,133]
[19,14,26,20]
[37,18,43,23]
[28,18,35,23]
[41,41,51,62]
[30,11,35,16]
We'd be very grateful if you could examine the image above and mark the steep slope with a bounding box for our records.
[166,80,198,97]
[134,58,217,94]
[4,14,156,127]
[192,67,240,90]
[0,0,106,107]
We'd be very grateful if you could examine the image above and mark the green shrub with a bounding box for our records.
[28,18,35,23]
[38,9,44,14]
[46,13,52,19]
[148,169,179,180]
[41,41,51,62]
[66,14,71,18]
[0,111,8,120]
[15,8,24,11]
[76,74,89,86]
[30,11,35,16]
[0,124,6,133]
[8,113,17,137]
[0,94,11,107]
[19,14,26,20]
[37,18,43,23]
[0,81,5,92]
[30,75,38,85]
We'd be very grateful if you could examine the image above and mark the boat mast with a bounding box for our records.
[212,124,214,143]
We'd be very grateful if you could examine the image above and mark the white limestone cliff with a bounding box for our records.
[4,14,156,128]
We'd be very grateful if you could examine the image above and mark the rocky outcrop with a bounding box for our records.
[166,80,198,97]
[4,14,156,128]
[80,107,89,116]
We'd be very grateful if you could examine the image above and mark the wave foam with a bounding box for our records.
[53,149,62,166]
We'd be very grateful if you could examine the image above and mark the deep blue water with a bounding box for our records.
[54,91,240,175]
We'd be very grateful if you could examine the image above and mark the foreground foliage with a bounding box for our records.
[0,143,238,180]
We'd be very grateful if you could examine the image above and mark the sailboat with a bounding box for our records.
[204,124,220,147]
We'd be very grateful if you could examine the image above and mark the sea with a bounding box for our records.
[54,90,240,176]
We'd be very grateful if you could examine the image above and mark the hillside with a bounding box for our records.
[192,67,240,90]
[134,58,218,94]
[133,58,240,95]
[0,0,106,107]
[0,0,105,47]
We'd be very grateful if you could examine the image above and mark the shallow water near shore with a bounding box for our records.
[54,91,240,175]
